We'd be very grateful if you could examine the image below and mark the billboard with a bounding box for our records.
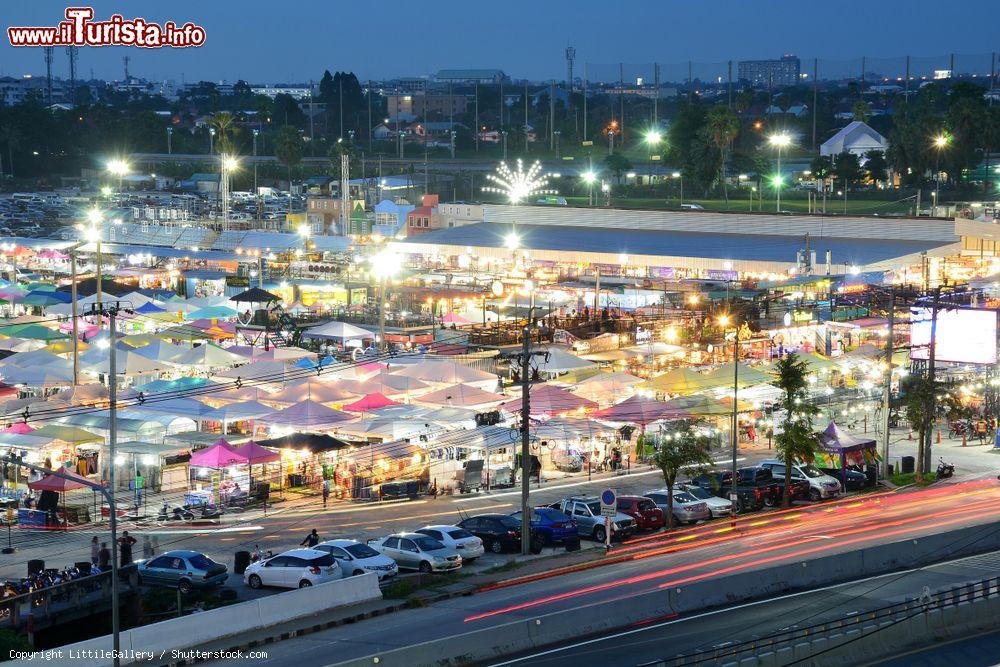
[910,307,998,365]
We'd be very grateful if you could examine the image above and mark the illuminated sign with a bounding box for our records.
[910,307,998,365]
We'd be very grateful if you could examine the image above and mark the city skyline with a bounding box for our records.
[1,0,997,83]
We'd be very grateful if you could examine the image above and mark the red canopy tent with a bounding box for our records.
[343,393,399,412]
[27,468,92,530]
[189,439,249,468]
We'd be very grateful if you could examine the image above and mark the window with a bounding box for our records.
[399,539,418,553]
[283,557,307,568]
[305,554,335,567]
[264,556,288,568]
[418,530,443,541]
[188,554,214,570]
[345,544,381,559]
[147,556,173,569]
[413,536,443,551]
[325,546,350,559]
[447,529,474,540]
[383,537,400,549]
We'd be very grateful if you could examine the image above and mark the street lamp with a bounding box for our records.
[672,171,683,207]
[220,155,238,231]
[371,250,401,351]
[86,208,104,315]
[582,170,597,207]
[717,313,740,520]
[645,130,662,182]
[252,129,260,215]
[107,159,129,192]
[932,134,950,216]
[166,126,173,155]
[768,133,792,213]
[208,127,216,154]
[505,230,521,251]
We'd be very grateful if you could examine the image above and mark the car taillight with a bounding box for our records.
[754,488,763,499]
[309,566,321,574]
[569,520,578,527]
[553,523,564,528]
[507,530,518,537]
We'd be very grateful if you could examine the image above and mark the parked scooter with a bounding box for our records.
[157,503,195,522]
[936,458,955,480]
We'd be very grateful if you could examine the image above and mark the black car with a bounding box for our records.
[819,467,870,491]
[457,514,542,554]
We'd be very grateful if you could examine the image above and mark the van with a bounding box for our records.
[758,459,842,501]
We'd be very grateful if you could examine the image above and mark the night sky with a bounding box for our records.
[1,1,997,83]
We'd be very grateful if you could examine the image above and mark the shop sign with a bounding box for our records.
[635,326,652,344]
[792,310,815,323]
[839,283,867,294]
[706,270,738,281]
[651,267,676,279]
[225,275,250,288]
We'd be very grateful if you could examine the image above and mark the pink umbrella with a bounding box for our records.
[3,422,35,434]
[189,440,249,468]
[343,392,399,412]
[234,441,280,464]
[441,312,472,325]
[29,469,90,492]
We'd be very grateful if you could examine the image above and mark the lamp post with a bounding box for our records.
[166,126,173,155]
[768,133,792,213]
[208,127,215,155]
[645,130,662,182]
[717,313,740,520]
[86,208,104,315]
[107,159,129,193]
[582,170,597,207]
[252,129,259,217]
[672,172,683,207]
[220,155,238,231]
[371,250,400,351]
[932,134,949,217]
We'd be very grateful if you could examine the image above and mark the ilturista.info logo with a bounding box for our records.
[7,7,206,48]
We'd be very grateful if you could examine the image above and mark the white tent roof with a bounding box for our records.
[533,348,595,374]
[132,339,189,363]
[216,360,302,384]
[203,400,276,422]
[0,349,70,368]
[392,360,497,385]
[302,321,373,341]
[820,121,888,156]
[1,364,76,388]
[80,344,173,375]
[170,343,245,368]
[416,383,507,408]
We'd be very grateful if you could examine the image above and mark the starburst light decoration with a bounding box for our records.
[482,159,556,204]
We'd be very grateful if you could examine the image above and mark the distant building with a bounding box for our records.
[820,121,888,157]
[387,93,468,117]
[437,202,485,229]
[386,77,428,94]
[738,55,801,88]
[765,103,809,117]
[405,194,440,237]
[250,84,313,100]
[435,69,508,84]
[373,200,415,238]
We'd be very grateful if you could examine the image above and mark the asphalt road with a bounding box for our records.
[191,477,1000,667]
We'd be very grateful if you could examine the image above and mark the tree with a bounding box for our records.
[273,125,303,200]
[833,152,863,189]
[863,150,888,184]
[704,106,740,201]
[210,111,238,155]
[900,375,962,481]
[771,353,819,507]
[851,100,871,124]
[653,422,715,530]
[0,124,19,178]
[810,155,833,180]
[603,152,632,184]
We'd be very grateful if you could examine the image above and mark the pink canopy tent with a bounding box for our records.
[3,422,34,434]
[343,392,399,412]
[37,249,69,261]
[501,384,598,417]
[28,468,90,492]
[189,439,249,468]
[593,395,691,425]
[441,312,472,325]
[234,441,280,464]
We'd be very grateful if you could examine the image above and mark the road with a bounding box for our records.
[191,477,1000,667]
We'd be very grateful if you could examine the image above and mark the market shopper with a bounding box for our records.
[90,536,99,565]
[322,478,331,508]
[118,531,137,566]
[300,529,320,547]
[97,542,111,570]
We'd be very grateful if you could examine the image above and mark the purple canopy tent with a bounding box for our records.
[234,441,281,506]
[815,421,879,486]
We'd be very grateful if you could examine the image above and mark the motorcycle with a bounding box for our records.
[936,458,955,480]
[249,545,272,563]
[157,503,195,522]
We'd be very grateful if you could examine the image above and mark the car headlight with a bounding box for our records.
[433,556,446,563]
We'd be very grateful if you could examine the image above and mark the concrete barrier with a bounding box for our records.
[334,520,1000,667]
[11,573,382,667]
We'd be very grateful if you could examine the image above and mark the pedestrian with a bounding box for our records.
[118,530,137,566]
[98,542,111,570]
[142,534,153,559]
[300,529,320,548]
[322,478,331,508]
[90,536,99,566]
[150,535,160,554]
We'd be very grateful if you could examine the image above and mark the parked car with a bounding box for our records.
[680,203,705,210]
[458,514,542,554]
[415,525,485,563]
[243,548,340,589]
[367,533,462,573]
[818,467,869,491]
[677,483,733,518]
[509,507,579,545]
[616,495,666,531]
[138,550,228,593]
[313,539,398,580]
[759,460,842,500]
[643,490,711,525]
[689,471,770,513]
[549,497,637,542]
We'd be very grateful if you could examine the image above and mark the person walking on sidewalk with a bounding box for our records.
[300,529,320,547]
[97,542,111,570]
[118,530,137,566]
[321,478,331,508]
[90,536,99,566]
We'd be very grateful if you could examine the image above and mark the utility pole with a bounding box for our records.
[368,80,374,154]
[549,81,556,152]
[66,46,78,105]
[519,318,531,556]
[70,245,80,386]
[730,323,740,519]
[654,62,661,123]
[922,288,942,478]
[880,288,895,479]
[43,47,54,106]
[583,64,588,141]
[812,58,818,151]
[339,78,344,140]
[474,83,480,153]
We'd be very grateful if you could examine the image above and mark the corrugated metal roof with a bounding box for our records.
[397,222,947,266]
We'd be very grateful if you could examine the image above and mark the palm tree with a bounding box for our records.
[210,112,239,155]
[771,353,819,507]
[273,126,303,211]
[705,107,740,202]
[653,421,715,530]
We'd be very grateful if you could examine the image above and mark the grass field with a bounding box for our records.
[560,194,917,216]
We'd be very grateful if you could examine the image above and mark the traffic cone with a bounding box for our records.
[936,430,942,444]
[962,433,967,447]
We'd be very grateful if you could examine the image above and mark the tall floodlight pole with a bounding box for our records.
[768,133,792,212]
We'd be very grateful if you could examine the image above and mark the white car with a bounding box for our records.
[676,483,733,518]
[759,459,842,501]
[313,539,399,580]
[415,525,485,563]
[243,548,340,589]
[367,533,462,573]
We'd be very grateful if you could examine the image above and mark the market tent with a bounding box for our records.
[441,312,472,325]
[265,379,357,405]
[639,367,718,394]
[532,417,615,440]
[0,349,70,368]
[232,287,279,304]
[257,399,356,428]
[189,440,248,468]
[80,344,174,375]
[337,418,431,441]
[1,364,76,387]
[216,360,303,384]
[200,386,272,407]
[20,291,70,308]
[402,406,477,424]
[393,360,498,386]
[367,371,430,393]
[187,305,239,320]
[132,339,189,364]
[203,400,276,422]
[702,363,774,389]
[169,343,245,369]
[134,301,167,315]
[137,397,217,420]
[416,383,506,408]
[234,440,281,464]
[31,424,103,445]
[29,469,90,492]
[531,348,596,375]
[257,432,351,454]
[0,338,45,353]
[301,321,373,341]
[0,324,68,341]
[666,395,753,417]
[158,326,214,341]
[814,421,880,474]
[226,345,314,362]
[3,422,34,434]
[570,371,644,406]
[42,339,88,355]
[500,384,598,416]
[343,393,399,412]
[121,333,162,348]
[798,352,842,374]
[133,376,212,393]
[593,395,690,425]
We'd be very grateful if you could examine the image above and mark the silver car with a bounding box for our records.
[367,532,462,573]
[644,490,711,525]
[415,525,485,563]
[676,484,733,518]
